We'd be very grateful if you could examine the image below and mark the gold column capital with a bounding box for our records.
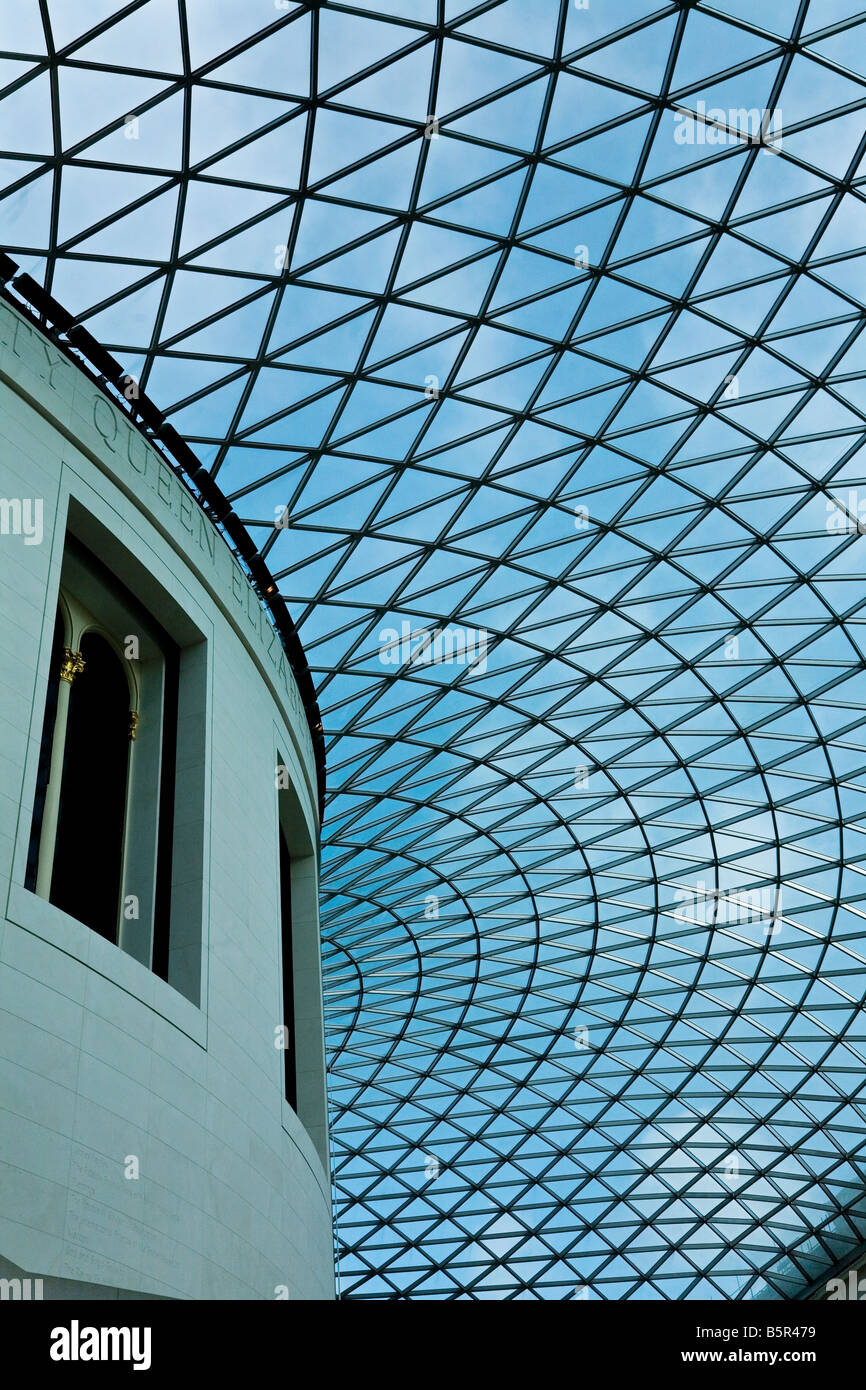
[59,648,85,684]
[129,710,139,741]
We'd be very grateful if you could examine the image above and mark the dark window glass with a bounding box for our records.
[51,632,130,942]
[279,828,297,1110]
[151,645,179,983]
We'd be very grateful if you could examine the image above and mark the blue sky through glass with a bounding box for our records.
[3,0,866,1299]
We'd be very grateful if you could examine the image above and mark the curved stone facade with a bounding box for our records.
[0,297,334,1300]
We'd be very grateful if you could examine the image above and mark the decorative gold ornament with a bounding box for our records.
[129,710,139,741]
[59,648,85,684]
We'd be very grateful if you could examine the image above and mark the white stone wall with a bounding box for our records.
[0,297,334,1300]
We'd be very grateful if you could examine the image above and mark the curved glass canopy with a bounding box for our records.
[3,0,866,1300]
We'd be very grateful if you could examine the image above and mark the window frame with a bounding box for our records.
[18,498,210,1011]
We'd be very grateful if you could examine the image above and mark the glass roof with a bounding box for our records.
[3,0,866,1300]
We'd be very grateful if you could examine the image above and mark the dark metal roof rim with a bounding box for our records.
[0,253,326,821]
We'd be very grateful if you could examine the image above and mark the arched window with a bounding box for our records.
[50,631,133,943]
[26,530,196,989]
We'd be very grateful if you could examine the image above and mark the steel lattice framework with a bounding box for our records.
[3,0,866,1299]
